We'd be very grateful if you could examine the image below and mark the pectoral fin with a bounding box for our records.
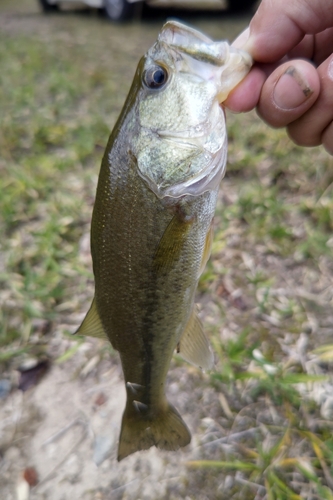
[74,298,108,340]
[198,221,214,278]
[153,211,194,273]
[178,308,214,371]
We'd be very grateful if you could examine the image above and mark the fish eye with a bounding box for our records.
[143,65,168,90]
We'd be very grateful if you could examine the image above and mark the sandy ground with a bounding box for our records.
[1,342,214,500]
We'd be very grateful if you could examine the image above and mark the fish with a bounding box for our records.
[76,21,252,461]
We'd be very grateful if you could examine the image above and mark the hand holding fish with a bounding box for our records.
[224,0,333,155]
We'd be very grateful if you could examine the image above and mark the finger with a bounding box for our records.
[234,31,316,63]
[311,28,333,65]
[233,28,333,67]
[322,121,333,155]
[232,27,250,50]
[223,65,267,112]
[226,29,276,112]
[256,60,320,128]
[287,34,315,61]
[287,54,333,146]
[241,0,333,63]
[286,30,333,64]
[224,58,299,113]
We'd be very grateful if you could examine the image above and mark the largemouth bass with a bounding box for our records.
[76,21,251,461]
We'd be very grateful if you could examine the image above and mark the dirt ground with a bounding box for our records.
[1,340,213,500]
[1,1,333,499]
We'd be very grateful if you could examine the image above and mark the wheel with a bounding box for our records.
[228,0,258,13]
[38,0,59,12]
[104,0,136,21]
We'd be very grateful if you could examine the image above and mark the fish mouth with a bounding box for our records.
[158,20,253,103]
[158,20,226,66]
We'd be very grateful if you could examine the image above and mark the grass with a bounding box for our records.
[0,20,123,352]
[190,327,333,498]
[188,119,333,497]
[1,2,333,498]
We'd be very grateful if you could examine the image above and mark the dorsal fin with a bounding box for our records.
[75,297,108,340]
[177,307,214,371]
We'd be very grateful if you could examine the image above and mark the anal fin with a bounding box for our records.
[178,307,214,371]
[74,297,108,340]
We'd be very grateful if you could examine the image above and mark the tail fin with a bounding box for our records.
[117,400,191,461]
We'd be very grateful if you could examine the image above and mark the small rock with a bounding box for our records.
[80,355,100,378]
[63,454,81,483]
[0,379,11,399]
[31,318,51,335]
[18,359,50,392]
[224,475,234,490]
[93,435,114,466]
[200,417,215,430]
[321,396,333,420]
[18,357,39,371]
[4,446,21,463]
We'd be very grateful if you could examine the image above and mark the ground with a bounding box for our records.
[1,1,333,499]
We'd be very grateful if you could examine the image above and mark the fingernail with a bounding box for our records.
[232,27,250,49]
[273,66,313,110]
[328,56,333,80]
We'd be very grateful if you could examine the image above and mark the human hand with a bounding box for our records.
[224,0,333,155]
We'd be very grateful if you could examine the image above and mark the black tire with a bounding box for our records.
[228,0,258,13]
[104,0,136,21]
[38,0,59,12]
